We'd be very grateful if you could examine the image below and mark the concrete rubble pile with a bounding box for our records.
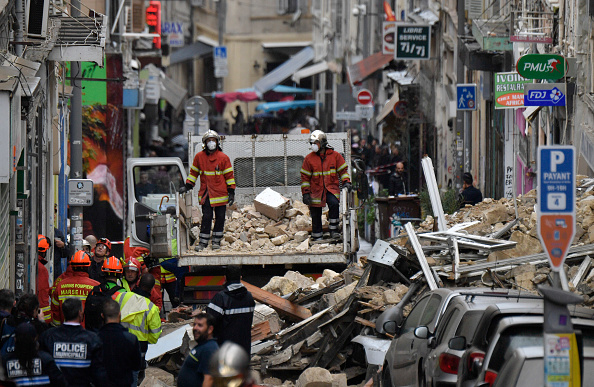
[190,199,341,254]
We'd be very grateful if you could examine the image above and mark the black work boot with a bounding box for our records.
[330,231,341,239]
[195,243,208,252]
[212,242,221,250]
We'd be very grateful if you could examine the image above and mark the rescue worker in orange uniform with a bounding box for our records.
[123,236,166,309]
[179,130,236,251]
[51,250,100,327]
[37,234,52,323]
[122,257,163,310]
[85,256,125,331]
[301,130,351,241]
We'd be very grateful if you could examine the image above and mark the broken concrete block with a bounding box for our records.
[262,276,298,296]
[295,215,312,230]
[482,204,510,225]
[383,289,400,305]
[263,377,284,386]
[224,234,237,243]
[331,373,347,387]
[294,231,309,243]
[254,188,291,221]
[142,368,174,386]
[265,225,284,238]
[271,234,290,246]
[253,304,282,334]
[139,376,169,387]
[295,239,309,253]
[284,271,315,289]
[296,367,334,387]
[333,282,357,306]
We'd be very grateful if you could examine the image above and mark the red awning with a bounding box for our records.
[214,91,260,112]
[347,52,393,85]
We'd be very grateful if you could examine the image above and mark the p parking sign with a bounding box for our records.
[537,146,576,271]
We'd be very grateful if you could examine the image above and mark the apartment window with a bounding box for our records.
[278,0,299,15]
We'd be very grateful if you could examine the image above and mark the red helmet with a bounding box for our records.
[101,256,123,274]
[71,250,91,267]
[96,238,112,251]
[38,235,50,253]
[123,257,141,272]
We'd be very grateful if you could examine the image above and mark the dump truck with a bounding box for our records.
[126,132,365,304]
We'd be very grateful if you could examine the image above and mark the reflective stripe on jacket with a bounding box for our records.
[186,149,235,207]
[51,271,99,327]
[300,148,351,207]
[115,291,162,344]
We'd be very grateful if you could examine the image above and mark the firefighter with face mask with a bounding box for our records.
[301,130,351,241]
[179,130,236,251]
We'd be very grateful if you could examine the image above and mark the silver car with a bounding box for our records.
[380,288,542,387]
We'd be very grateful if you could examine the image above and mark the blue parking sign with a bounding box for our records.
[538,146,575,214]
[214,46,227,59]
[457,84,477,111]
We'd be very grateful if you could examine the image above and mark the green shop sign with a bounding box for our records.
[517,54,566,80]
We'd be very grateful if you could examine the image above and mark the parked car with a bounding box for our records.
[450,303,594,387]
[379,288,542,387]
[487,346,594,387]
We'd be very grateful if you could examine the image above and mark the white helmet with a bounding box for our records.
[309,130,328,148]
[202,130,220,145]
[209,342,250,386]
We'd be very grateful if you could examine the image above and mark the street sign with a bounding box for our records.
[214,46,228,78]
[356,104,374,119]
[335,111,361,121]
[382,22,396,55]
[393,101,408,118]
[456,84,477,111]
[537,146,576,271]
[395,24,431,60]
[524,83,566,107]
[494,72,532,109]
[517,54,566,80]
[68,179,94,206]
[356,89,373,105]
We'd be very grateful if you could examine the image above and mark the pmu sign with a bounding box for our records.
[517,54,566,80]
[537,146,576,271]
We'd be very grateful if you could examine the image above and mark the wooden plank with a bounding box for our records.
[354,316,375,329]
[251,320,271,342]
[315,321,357,368]
[242,281,312,321]
[295,280,345,304]
[570,256,592,286]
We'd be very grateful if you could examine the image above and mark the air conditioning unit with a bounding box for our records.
[26,0,50,38]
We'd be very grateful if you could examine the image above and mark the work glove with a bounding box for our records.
[227,188,235,206]
[343,182,352,192]
[302,193,312,206]
[179,183,192,194]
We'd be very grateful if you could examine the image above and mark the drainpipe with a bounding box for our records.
[14,0,24,56]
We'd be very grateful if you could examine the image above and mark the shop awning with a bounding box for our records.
[387,70,416,86]
[262,41,312,56]
[170,41,212,65]
[235,85,312,94]
[376,92,400,122]
[253,46,314,96]
[347,52,393,85]
[255,100,320,113]
[291,61,341,83]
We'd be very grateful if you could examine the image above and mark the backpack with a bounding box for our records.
[84,284,122,332]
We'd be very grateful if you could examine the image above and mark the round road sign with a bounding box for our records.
[357,89,373,105]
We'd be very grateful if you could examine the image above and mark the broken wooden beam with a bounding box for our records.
[242,280,312,321]
[251,320,272,342]
[354,316,375,329]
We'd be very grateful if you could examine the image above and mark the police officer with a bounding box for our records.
[39,298,109,386]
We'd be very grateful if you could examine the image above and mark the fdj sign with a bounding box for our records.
[517,54,566,80]
[524,84,566,107]
[395,24,430,60]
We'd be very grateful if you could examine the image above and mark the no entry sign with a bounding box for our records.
[537,146,576,272]
[357,89,373,105]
